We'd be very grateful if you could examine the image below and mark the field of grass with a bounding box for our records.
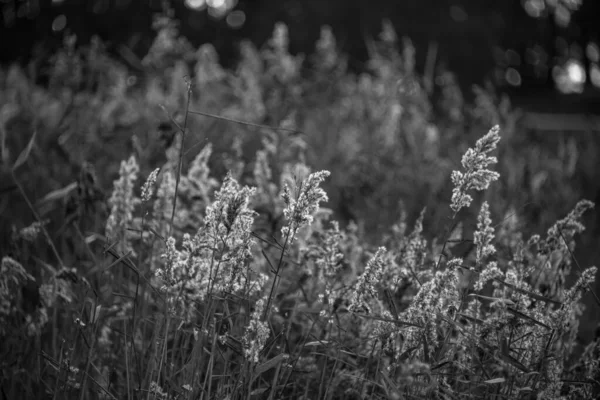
[1,16,599,400]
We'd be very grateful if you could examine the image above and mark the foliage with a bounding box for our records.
[0,16,599,400]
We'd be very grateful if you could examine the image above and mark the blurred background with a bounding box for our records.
[2,0,600,108]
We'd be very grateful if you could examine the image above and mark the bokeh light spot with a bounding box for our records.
[207,0,226,8]
[450,5,468,22]
[586,42,599,63]
[505,68,522,86]
[590,64,600,88]
[226,10,246,29]
[554,59,586,93]
[567,60,585,84]
[185,0,206,10]
[523,0,545,18]
[554,4,571,27]
[52,14,67,32]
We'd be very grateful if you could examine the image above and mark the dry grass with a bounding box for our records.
[1,16,599,400]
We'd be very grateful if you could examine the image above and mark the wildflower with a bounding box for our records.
[315,221,344,280]
[200,173,257,291]
[373,310,398,355]
[1,257,35,313]
[349,247,387,314]
[195,44,227,86]
[281,170,330,243]
[149,381,168,400]
[243,298,270,363]
[414,267,460,316]
[385,209,428,292]
[263,22,301,83]
[403,209,428,275]
[314,25,341,72]
[450,126,500,214]
[141,168,160,202]
[222,136,245,180]
[17,220,47,242]
[473,261,502,291]
[270,22,289,54]
[157,236,180,290]
[253,150,274,195]
[185,143,218,200]
[105,155,139,253]
[152,170,175,238]
[541,199,594,254]
[474,201,496,266]
[1,257,46,336]
[564,266,598,303]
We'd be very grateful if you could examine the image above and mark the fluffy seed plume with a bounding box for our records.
[450,126,500,215]
[281,170,330,243]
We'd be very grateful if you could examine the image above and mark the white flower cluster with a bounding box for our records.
[242,298,270,363]
[450,125,500,214]
[105,155,140,253]
[141,167,160,202]
[349,247,387,314]
[155,174,262,315]
[281,170,331,243]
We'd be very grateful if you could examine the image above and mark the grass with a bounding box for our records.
[1,15,599,400]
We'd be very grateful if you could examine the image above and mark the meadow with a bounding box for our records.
[1,16,599,400]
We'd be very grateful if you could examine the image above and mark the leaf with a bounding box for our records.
[379,371,401,398]
[484,377,506,384]
[354,312,423,328]
[517,386,533,392]
[305,340,329,347]
[250,388,267,396]
[468,293,515,306]
[422,332,430,363]
[12,130,36,172]
[254,353,289,376]
[36,182,78,211]
[493,278,562,306]
[457,312,484,325]
[496,352,530,373]
[506,307,551,330]
[431,360,453,371]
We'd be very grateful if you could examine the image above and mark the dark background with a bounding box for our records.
[1,0,600,114]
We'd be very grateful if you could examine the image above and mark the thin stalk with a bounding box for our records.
[11,170,64,267]
[124,320,132,400]
[263,229,292,320]
[168,82,193,237]
[52,340,65,400]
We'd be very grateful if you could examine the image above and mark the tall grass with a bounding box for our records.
[1,15,599,400]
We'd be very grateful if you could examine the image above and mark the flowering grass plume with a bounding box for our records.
[155,173,260,311]
[4,20,600,399]
[281,170,330,243]
[152,169,176,239]
[243,297,270,363]
[450,125,500,214]
[1,256,35,335]
[141,167,160,202]
[105,155,140,252]
[349,246,387,314]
